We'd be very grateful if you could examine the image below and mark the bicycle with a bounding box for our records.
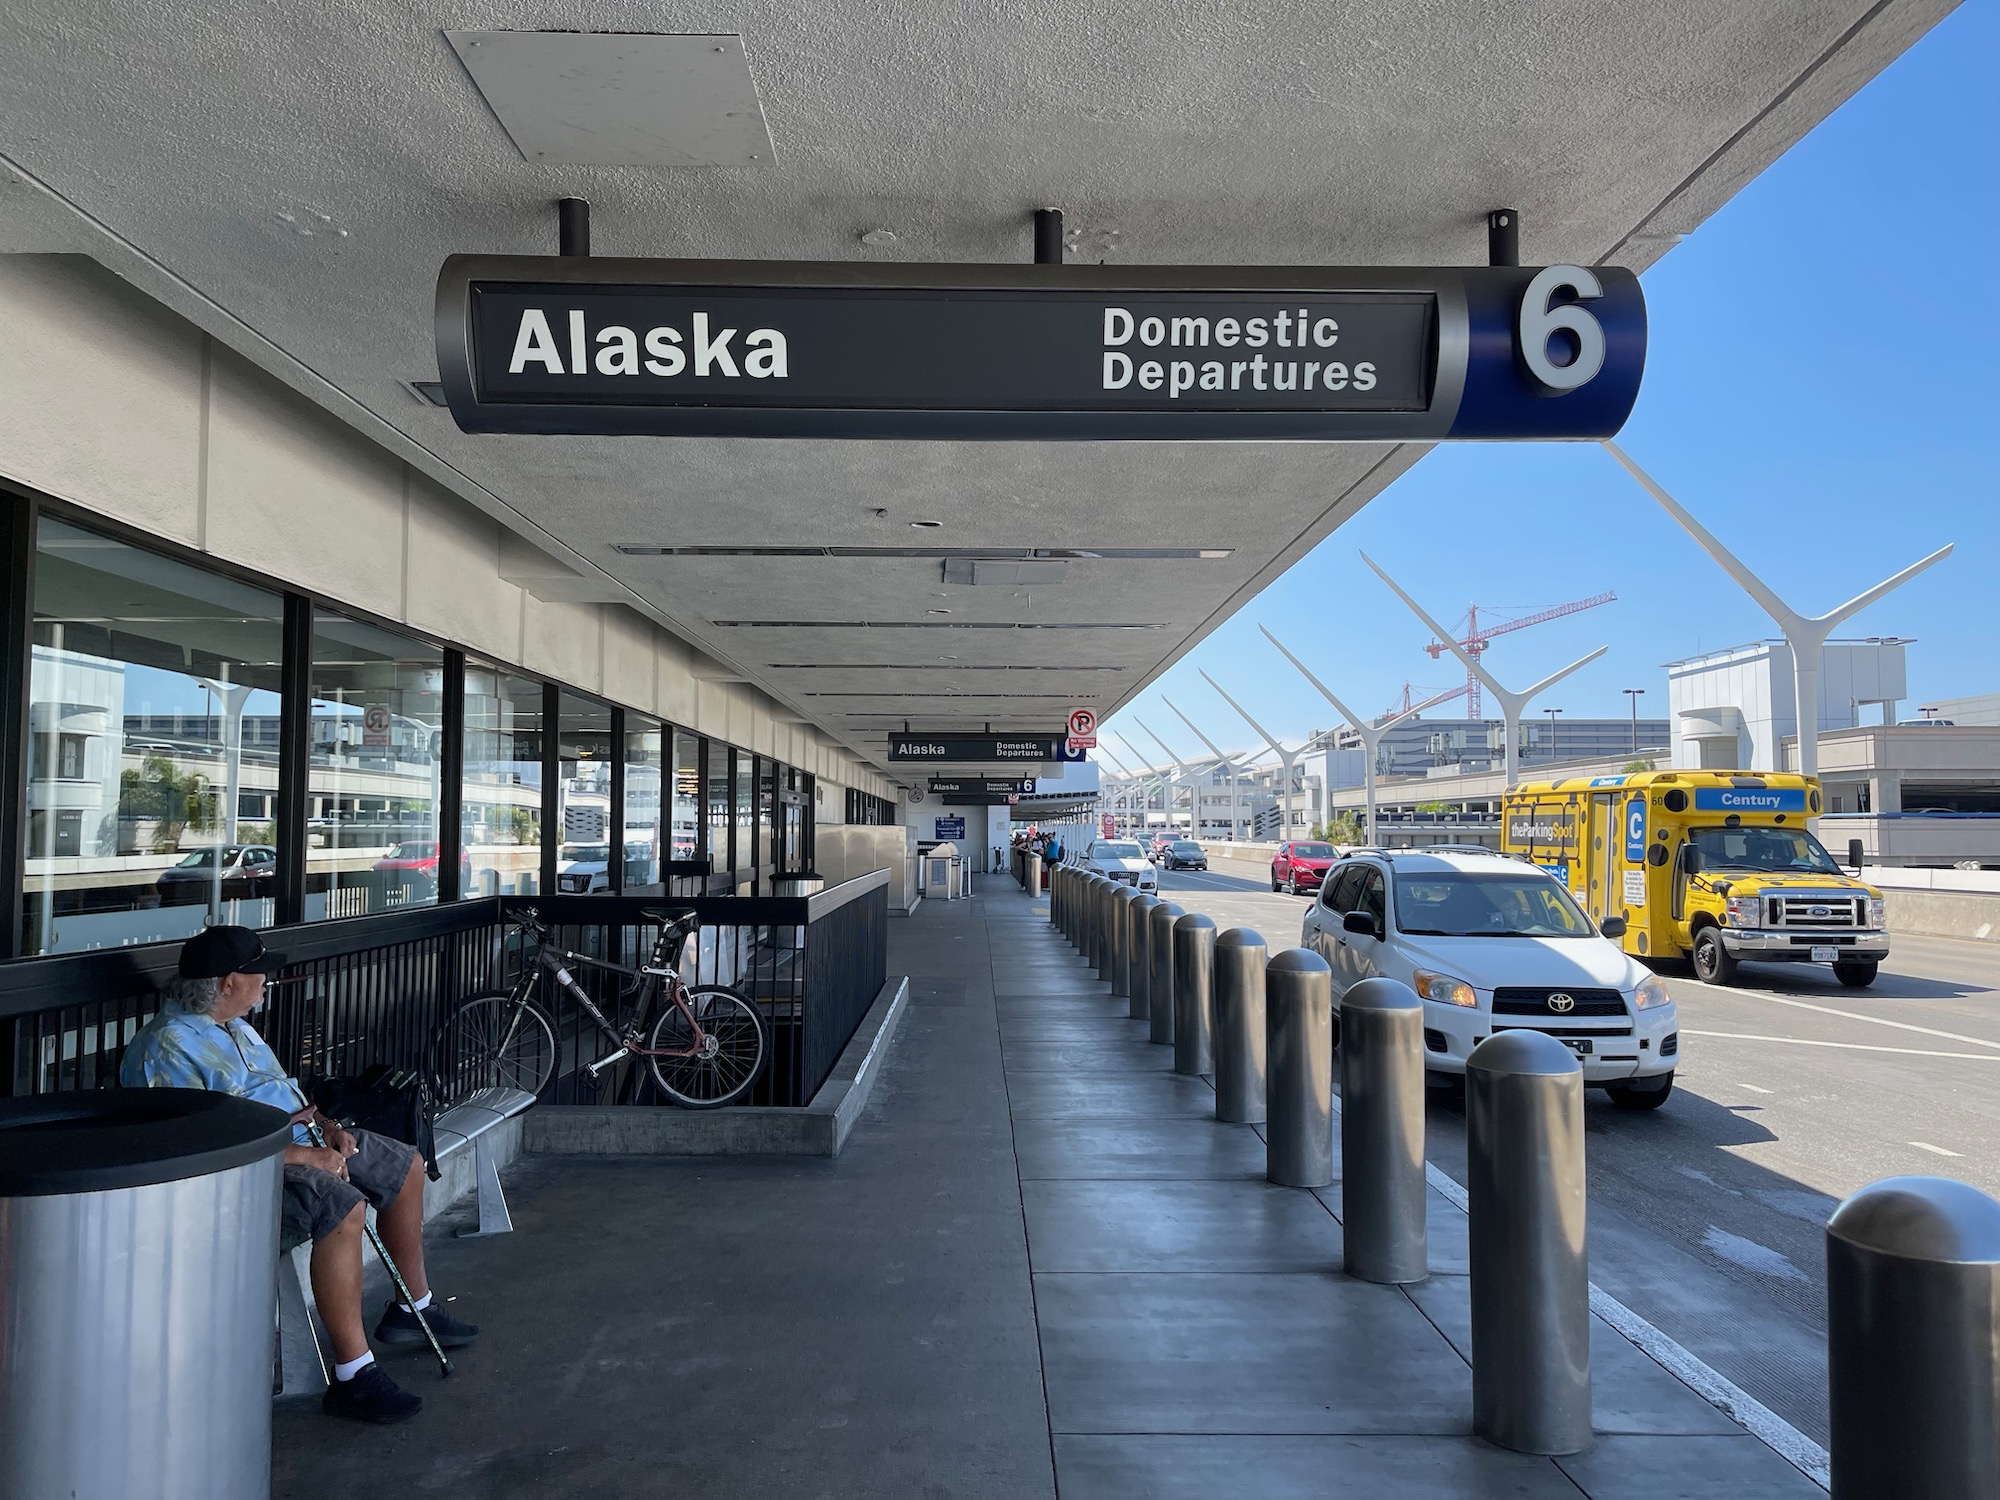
[436,906,768,1109]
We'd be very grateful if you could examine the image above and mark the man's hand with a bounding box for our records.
[284,1144,350,1180]
[320,1119,360,1157]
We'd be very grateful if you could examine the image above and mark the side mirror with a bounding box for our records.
[1682,845,1702,875]
[1342,910,1380,939]
[1599,915,1628,939]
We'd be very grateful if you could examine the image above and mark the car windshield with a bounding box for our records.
[385,841,436,859]
[1095,843,1143,858]
[172,846,242,869]
[1172,842,1201,853]
[1691,826,1842,875]
[1292,843,1336,858]
[564,846,611,863]
[1394,872,1594,938]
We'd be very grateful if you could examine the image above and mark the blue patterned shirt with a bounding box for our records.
[121,1000,311,1141]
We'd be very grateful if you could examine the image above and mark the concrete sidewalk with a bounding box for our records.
[273,878,1823,1498]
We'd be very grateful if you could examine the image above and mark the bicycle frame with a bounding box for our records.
[492,918,717,1081]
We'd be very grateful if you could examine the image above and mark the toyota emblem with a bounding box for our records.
[1548,992,1576,1014]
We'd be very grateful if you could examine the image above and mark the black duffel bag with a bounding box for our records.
[312,1063,440,1181]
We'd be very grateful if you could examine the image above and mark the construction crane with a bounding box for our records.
[1424,592,1616,717]
[1384,681,1469,717]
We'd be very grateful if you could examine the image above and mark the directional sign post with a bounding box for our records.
[930,777,1036,797]
[436,258,1645,442]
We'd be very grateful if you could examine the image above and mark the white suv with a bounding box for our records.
[1083,838,1159,892]
[1300,849,1678,1109]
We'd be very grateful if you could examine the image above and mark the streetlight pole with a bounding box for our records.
[1544,707,1563,766]
[1623,688,1644,756]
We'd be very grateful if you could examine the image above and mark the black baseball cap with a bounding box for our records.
[178,925,286,979]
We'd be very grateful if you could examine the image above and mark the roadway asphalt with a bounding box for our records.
[1151,854,2000,1446]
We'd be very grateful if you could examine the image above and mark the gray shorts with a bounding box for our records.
[281,1128,417,1247]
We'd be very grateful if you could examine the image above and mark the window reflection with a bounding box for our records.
[308,611,444,917]
[23,518,285,954]
[624,715,664,894]
[734,751,754,893]
[553,693,613,895]
[461,666,543,897]
[672,730,702,863]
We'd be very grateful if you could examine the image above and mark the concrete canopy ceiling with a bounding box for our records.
[0,0,1955,779]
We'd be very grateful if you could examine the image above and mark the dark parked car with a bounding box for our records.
[1164,839,1208,871]
[1271,840,1339,895]
[156,844,279,904]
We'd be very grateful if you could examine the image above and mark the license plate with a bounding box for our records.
[1562,1038,1593,1056]
[1811,945,1838,963]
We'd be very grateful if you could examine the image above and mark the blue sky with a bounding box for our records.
[1105,2,1998,765]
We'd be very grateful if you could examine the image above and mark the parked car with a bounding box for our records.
[1084,839,1159,891]
[1271,840,1338,894]
[156,844,279,905]
[372,839,472,891]
[1164,839,1208,871]
[556,843,613,893]
[1298,849,1677,1109]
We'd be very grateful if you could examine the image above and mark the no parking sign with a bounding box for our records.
[1067,708,1097,752]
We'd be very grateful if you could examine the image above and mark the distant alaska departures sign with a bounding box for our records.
[434,256,1645,441]
[890,734,1082,763]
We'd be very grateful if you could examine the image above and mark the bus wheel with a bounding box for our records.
[1691,928,1738,985]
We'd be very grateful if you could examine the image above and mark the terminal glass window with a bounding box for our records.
[460,666,543,898]
[555,694,614,895]
[307,611,444,917]
[707,743,732,881]
[623,713,664,894]
[671,730,702,862]
[758,757,777,886]
[23,518,286,955]
[734,750,754,893]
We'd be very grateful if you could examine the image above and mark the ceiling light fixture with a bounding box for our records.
[910,520,943,529]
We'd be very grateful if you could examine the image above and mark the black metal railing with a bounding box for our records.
[0,862,890,1111]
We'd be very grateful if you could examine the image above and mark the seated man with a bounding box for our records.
[120,924,477,1424]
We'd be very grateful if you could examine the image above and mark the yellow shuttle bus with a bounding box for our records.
[1501,771,1888,988]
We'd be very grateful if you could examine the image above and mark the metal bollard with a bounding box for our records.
[1110,887,1137,998]
[1339,977,1428,1285]
[1128,894,1161,1022]
[1212,928,1267,1124]
[1264,948,1333,1188]
[1827,1176,2000,1500]
[1085,875,1104,970]
[1172,913,1217,1077]
[1029,853,1043,898]
[1466,1030,1590,1456]
[1094,879,1116,981]
[1147,901,1184,1046]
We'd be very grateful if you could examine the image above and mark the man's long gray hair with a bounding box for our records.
[162,974,223,1014]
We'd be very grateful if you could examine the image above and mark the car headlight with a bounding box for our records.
[1724,895,1762,927]
[1869,897,1886,929]
[1634,974,1673,1011]
[1413,969,1477,1008]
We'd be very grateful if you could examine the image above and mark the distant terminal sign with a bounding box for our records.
[890,734,1082,763]
[930,777,1036,796]
[435,257,1645,441]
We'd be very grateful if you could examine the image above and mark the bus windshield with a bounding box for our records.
[1691,826,1842,875]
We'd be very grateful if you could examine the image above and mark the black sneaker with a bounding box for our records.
[322,1362,422,1425]
[375,1300,480,1348]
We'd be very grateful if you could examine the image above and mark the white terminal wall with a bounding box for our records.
[1666,639,1907,773]
[0,254,895,805]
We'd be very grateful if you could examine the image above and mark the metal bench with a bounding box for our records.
[277,1086,536,1397]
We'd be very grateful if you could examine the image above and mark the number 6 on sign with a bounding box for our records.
[1518,264,1606,394]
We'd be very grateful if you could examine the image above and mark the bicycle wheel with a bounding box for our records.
[437,994,558,1099]
[647,985,767,1109]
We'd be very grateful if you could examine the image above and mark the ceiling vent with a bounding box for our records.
[447,31,774,167]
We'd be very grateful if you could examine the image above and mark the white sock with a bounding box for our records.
[333,1351,375,1382]
[399,1291,432,1313]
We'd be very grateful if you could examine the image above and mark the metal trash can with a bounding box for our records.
[1,1087,294,1500]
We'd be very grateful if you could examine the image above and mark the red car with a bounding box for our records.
[1270,840,1339,895]
[373,840,472,891]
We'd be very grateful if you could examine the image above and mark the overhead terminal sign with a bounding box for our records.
[930,777,1036,796]
[435,257,1645,441]
[890,734,1083,763]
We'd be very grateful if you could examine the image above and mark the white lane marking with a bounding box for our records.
[1909,1140,1964,1158]
[1377,1106,1829,1488]
[1683,1029,2000,1061]
[1702,1225,1810,1283]
[1737,1082,1774,1094]
[1685,984,2000,1053]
